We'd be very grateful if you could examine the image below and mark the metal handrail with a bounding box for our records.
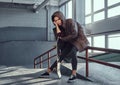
[78,46,120,77]
[34,46,120,78]
[34,46,56,68]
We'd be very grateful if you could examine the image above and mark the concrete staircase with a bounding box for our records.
[0,62,120,85]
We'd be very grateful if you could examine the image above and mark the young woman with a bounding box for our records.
[41,11,89,83]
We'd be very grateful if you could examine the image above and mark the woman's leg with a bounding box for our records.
[67,46,78,82]
[49,43,73,71]
[67,46,78,75]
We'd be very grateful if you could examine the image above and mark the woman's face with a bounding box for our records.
[53,17,62,26]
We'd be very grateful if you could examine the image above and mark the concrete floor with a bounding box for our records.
[0,62,120,85]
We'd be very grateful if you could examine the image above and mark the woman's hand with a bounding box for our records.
[53,21,58,27]
[54,21,61,33]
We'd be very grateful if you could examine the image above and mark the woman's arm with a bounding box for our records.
[61,19,78,41]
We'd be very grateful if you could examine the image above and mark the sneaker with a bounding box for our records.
[40,72,50,77]
[67,75,77,83]
[56,62,61,78]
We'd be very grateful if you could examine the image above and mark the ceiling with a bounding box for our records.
[0,0,59,5]
[0,0,60,12]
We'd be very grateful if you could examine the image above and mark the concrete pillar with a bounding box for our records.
[75,0,85,26]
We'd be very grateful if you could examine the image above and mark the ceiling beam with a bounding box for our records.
[33,0,50,13]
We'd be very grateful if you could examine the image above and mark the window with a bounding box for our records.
[94,11,105,22]
[60,0,72,18]
[108,0,120,6]
[93,0,104,12]
[93,35,105,53]
[93,35,105,48]
[85,0,105,24]
[108,6,120,18]
[87,37,92,52]
[108,33,120,50]
[66,0,72,18]
[60,5,66,16]
[87,37,92,46]
[85,0,120,25]
[85,0,92,15]
[85,16,92,24]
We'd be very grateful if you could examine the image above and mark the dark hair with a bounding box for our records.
[51,11,65,23]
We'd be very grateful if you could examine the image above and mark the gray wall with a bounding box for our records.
[0,7,46,28]
[0,41,56,66]
[0,7,54,66]
[0,27,46,42]
[0,7,48,41]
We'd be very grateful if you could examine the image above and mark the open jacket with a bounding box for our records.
[53,19,89,52]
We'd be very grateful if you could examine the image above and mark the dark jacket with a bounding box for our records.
[53,26,66,53]
[53,19,89,52]
[52,11,89,52]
